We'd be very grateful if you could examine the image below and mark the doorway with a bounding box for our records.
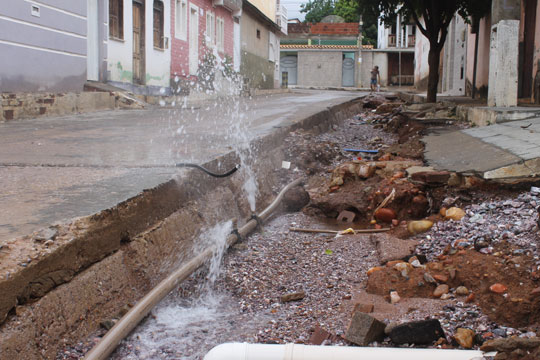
[342,53,355,87]
[520,0,537,99]
[132,0,145,84]
[189,4,199,75]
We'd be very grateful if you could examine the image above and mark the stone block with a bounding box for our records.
[344,312,386,346]
[389,319,445,345]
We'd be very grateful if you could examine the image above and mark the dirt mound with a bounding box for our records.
[366,244,540,329]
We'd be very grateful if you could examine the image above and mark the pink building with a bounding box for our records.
[169,0,240,93]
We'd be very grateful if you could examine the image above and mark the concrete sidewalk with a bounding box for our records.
[423,117,540,180]
[0,89,365,243]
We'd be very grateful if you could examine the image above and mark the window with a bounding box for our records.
[256,29,260,39]
[109,0,123,39]
[175,0,187,40]
[216,17,224,51]
[153,0,164,49]
[206,11,215,45]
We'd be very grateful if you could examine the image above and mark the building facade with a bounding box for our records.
[240,0,282,89]
[0,0,107,93]
[169,0,240,94]
[106,0,172,95]
[280,22,364,88]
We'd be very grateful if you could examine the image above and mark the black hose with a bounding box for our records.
[175,163,240,178]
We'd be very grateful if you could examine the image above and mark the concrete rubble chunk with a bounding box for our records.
[389,319,445,345]
[344,312,386,346]
[481,337,540,352]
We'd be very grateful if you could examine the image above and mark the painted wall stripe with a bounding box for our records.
[0,14,86,39]
[23,0,87,20]
[0,39,86,58]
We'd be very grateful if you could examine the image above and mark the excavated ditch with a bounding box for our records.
[0,97,365,360]
[82,94,540,360]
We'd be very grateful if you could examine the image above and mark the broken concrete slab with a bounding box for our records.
[370,233,419,264]
[423,118,540,180]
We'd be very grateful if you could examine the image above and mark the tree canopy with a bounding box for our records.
[356,0,492,102]
[300,0,378,45]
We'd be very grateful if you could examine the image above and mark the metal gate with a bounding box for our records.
[280,56,297,85]
[342,56,355,87]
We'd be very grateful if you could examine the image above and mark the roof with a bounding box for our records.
[280,44,374,50]
[287,22,360,35]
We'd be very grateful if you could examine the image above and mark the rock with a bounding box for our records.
[344,312,386,346]
[100,319,116,331]
[433,284,449,298]
[466,293,475,303]
[283,186,310,212]
[489,283,508,294]
[358,164,376,179]
[390,291,401,304]
[445,207,465,221]
[33,227,58,243]
[423,272,437,284]
[440,293,451,300]
[456,286,469,296]
[454,328,475,348]
[281,291,305,303]
[389,319,445,345]
[407,220,433,235]
[374,208,397,223]
[367,266,383,276]
[393,262,411,277]
[353,303,374,314]
[385,322,399,335]
[481,337,540,352]
[433,274,448,283]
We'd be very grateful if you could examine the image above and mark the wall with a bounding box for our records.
[108,0,171,93]
[170,0,235,84]
[297,51,342,87]
[240,11,276,88]
[531,1,540,99]
[414,29,430,90]
[0,1,88,92]
[248,0,276,23]
[441,16,468,95]
[466,16,491,96]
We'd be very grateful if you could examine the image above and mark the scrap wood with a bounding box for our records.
[372,188,396,220]
[289,227,390,234]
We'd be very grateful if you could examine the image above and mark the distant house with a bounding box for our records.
[280,21,366,87]
[169,0,241,95]
[239,0,284,89]
[0,1,106,93]
[375,13,416,87]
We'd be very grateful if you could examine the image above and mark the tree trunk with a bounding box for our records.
[427,46,442,103]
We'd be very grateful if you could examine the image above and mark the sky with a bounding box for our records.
[280,0,306,21]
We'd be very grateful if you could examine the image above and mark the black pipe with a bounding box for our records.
[175,163,240,178]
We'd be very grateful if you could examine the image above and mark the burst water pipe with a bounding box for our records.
[203,343,493,360]
[84,178,303,360]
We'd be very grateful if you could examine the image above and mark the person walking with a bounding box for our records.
[370,66,380,92]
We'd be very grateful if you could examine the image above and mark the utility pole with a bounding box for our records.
[358,15,363,88]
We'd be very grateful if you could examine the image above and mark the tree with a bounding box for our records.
[334,0,377,45]
[357,0,491,102]
[300,0,335,23]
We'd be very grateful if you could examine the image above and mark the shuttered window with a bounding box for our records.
[153,0,164,49]
[109,0,124,39]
